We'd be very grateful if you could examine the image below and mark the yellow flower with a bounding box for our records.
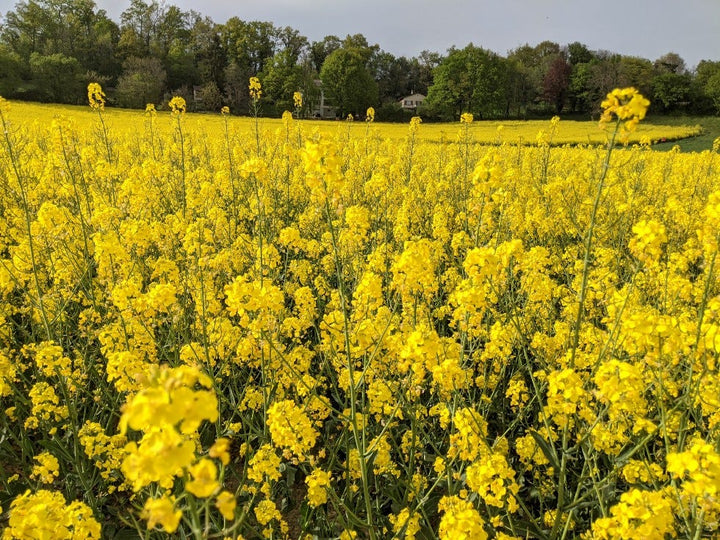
[305,469,331,507]
[209,438,231,465]
[87,82,105,110]
[590,489,675,539]
[215,490,236,520]
[390,508,421,540]
[6,490,101,539]
[629,219,667,264]
[249,77,262,100]
[466,453,520,512]
[448,407,488,461]
[185,458,220,498]
[168,96,186,115]
[599,87,650,140]
[267,399,318,460]
[366,107,375,122]
[122,427,196,491]
[438,496,487,540]
[410,116,422,132]
[142,495,182,533]
[254,499,281,526]
[293,91,303,108]
[31,452,60,484]
[248,444,282,483]
[460,112,473,124]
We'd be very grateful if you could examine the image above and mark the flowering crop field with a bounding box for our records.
[10,101,702,147]
[0,88,719,539]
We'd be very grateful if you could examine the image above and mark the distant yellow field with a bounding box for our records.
[9,100,702,146]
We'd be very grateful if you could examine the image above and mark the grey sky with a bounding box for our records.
[1,0,718,69]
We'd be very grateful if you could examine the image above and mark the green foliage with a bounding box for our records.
[115,56,166,108]
[29,52,84,103]
[261,50,306,114]
[652,72,692,111]
[0,45,25,98]
[569,62,593,114]
[375,102,414,122]
[319,47,378,117]
[310,35,341,73]
[704,73,720,115]
[196,81,223,112]
[542,55,571,113]
[696,61,720,115]
[425,44,509,120]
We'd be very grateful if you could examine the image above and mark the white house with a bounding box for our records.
[310,79,337,119]
[399,93,426,110]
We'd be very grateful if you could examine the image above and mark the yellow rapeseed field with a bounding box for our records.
[12,100,701,146]
[0,86,718,539]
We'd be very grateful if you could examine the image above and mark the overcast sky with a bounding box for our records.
[1,0,718,69]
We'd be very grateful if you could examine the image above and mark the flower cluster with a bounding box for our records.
[249,76,262,100]
[599,87,651,139]
[3,490,101,539]
[87,82,105,111]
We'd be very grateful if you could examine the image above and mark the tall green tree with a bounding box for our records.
[189,15,226,89]
[371,51,415,103]
[425,44,509,120]
[261,49,305,114]
[651,52,691,112]
[220,18,277,76]
[586,52,622,114]
[319,47,378,117]
[118,0,160,58]
[696,60,720,114]
[567,42,593,66]
[507,42,561,115]
[0,44,26,98]
[310,35,340,73]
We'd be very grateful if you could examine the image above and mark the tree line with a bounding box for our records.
[1,0,719,120]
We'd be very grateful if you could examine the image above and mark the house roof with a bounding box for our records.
[399,93,426,101]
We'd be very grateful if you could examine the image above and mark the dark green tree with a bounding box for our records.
[115,55,166,108]
[507,42,562,115]
[652,72,692,111]
[29,51,83,102]
[618,56,653,97]
[189,15,226,89]
[696,60,720,114]
[0,44,26,98]
[567,42,594,65]
[196,80,223,111]
[425,44,509,120]
[310,35,340,73]
[224,60,249,113]
[319,47,378,117]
